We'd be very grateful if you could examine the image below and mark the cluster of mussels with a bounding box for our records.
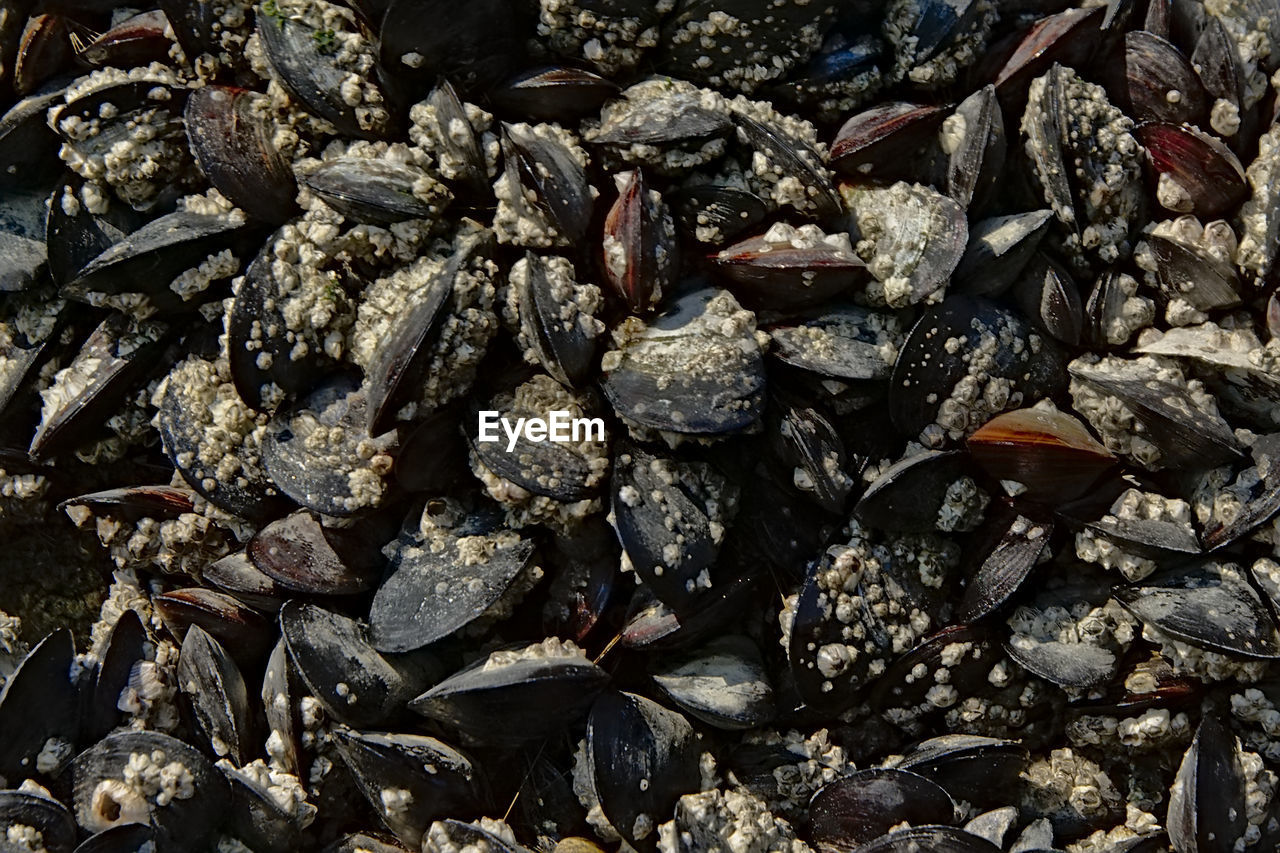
[8,0,1280,851]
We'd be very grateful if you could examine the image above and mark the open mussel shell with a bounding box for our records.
[809,768,957,851]
[369,507,536,652]
[649,635,774,730]
[831,101,950,180]
[854,450,967,533]
[1068,359,1243,470]
[66,209,255,311]
[262,373,395,517]
[508,251,599,388]
[301,157,451,225]
[1138,123,1246,219]
[895,734,1028,810]
[185,85,298,225]
[965,406,1117,502]
[153,588,272,663]
[0,789,76,852]
[1167,716,1246,853]
[601,288,766,437]
[713,226,865,310]
[409,642,609,744]
[70,730,228,851]
[29,314,169,461]
[0,629,78,783]
[249,510,382,595]
[379,0,520,95]
[955,506,1052,624]
[953,210,1053,296]
[0,187,51,292]
[332,729,481,850]
[610,445,736,611]
[1116,560,1280,659]
[585,691,700,852]
[256,10,392,140]
[176,625,253,765]
[280,601,414,728]
[491,66,619,124]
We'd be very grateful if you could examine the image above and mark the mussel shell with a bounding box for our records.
[947,85,1005,211]
[249,510,381,595]
[649,635,774,730]
[1003,576,1124,689]
[45,173,142,288]
[713,229,864,310]
[1112,31,1208,125]
[954,210,1054,299]
[301,157,451,225]
[66,209,255,309]
[280,601,411,728]
[610,446,735,611]
[965,406,1117,503]
[424,820,530,853]
[409,646,609,744]
[1012,252,1083,345]
[1138,122,1246,219]
[672,185,769,246]
[379,0,521,95]
[72,824,156,853]
[601,288,766,437]
[80,10,172,70]
[1142,230,1242,312]
[185,85,298,225]
[87,609,147,742]
[1115,560,1280,658]
[767,305,903,382]
[70,730,228,852]
[732,111,841,219]
[490,66,619,123]
[1068,359,1243,469]
[831,101,950,179]
[29,315,169,460]
[369,513,536,652]
[256,12,392,139]
[0,629,78,783]
[203,550,285,612]
[0,188,51,292]
[896,734,1028,810]
[509,251,599,388]
[0,789,77,853]
[854,450,968,533]
[809,769,956,851]
[153,588,273,663]
[1167,716,1246,853]
[332,729,480,849]
[585,691,700,852]
[260,639,303,779]
[602,169,675,314]
[177,625,253,765]
[955,507,1051,624]
[262,374,395,517]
